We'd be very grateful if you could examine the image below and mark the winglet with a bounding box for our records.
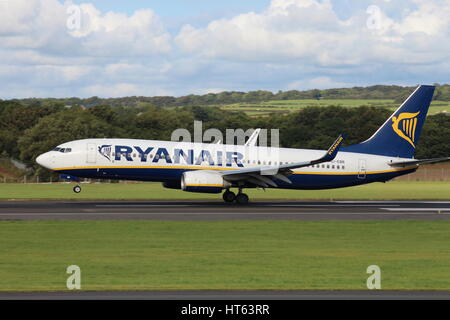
[318,134,345,163]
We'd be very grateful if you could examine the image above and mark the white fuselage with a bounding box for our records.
[36,138,416,190]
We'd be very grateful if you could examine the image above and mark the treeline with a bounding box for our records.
[1,100,449,178]
[8,84,450,109]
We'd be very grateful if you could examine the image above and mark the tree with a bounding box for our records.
[0,101,57,157]
[18,109,117,169]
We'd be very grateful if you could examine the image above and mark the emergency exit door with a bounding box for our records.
[358,159,366,179]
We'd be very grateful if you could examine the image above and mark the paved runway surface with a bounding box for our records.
[1,200,450,220]
[1,290,450,300]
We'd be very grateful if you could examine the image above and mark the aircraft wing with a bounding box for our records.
[388,157,450,167]
[221,134,345,188]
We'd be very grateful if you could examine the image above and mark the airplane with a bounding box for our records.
[36,85,449,204]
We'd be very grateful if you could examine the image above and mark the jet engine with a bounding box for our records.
[181,171,230,193]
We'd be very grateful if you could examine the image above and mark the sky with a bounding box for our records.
[0,0,449,98]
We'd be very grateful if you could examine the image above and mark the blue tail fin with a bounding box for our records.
[342,85,435,158]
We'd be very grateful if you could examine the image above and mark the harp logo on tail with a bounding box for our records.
[391,111,420,148]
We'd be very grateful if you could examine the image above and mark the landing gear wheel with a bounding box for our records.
[223,190,236,203]
[73,185,81,193]
[235,193,249,205]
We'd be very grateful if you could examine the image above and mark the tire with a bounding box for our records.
[73,185,81,193]
[222,190,236,203]
[235,193,249,205]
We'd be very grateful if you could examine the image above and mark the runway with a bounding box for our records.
[1,290,450,300]
[1,200,450,220]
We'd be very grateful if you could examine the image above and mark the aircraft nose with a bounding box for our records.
[36,152,52,169]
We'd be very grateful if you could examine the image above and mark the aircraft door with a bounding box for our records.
[86,143,97,163]
[358,159,366,179]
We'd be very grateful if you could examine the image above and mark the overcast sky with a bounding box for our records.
[0,0,449,98]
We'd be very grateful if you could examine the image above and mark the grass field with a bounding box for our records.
[1,181,449,292]
[0,181,449,200]
[221,99,450,117]
[1,220,450,291]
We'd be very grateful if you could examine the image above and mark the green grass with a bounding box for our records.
[0,181,449,200]
[2,220,450,291]
[221,99,450,117]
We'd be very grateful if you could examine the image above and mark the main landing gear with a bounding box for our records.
[222,189,249,205]
[223,190,236,203]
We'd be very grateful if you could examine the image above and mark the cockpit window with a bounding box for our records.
[52,147,72,153]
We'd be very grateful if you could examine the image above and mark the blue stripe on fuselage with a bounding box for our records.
[56,167,416,190]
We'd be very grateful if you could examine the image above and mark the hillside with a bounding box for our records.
[7,84,450,109]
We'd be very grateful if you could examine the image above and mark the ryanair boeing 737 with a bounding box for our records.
[36,85,449,204]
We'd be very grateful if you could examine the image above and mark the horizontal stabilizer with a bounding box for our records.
[389,157,450,167]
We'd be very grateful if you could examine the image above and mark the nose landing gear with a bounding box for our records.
[73,185,81,193]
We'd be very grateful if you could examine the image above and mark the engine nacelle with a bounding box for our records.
[181,171,230,194]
